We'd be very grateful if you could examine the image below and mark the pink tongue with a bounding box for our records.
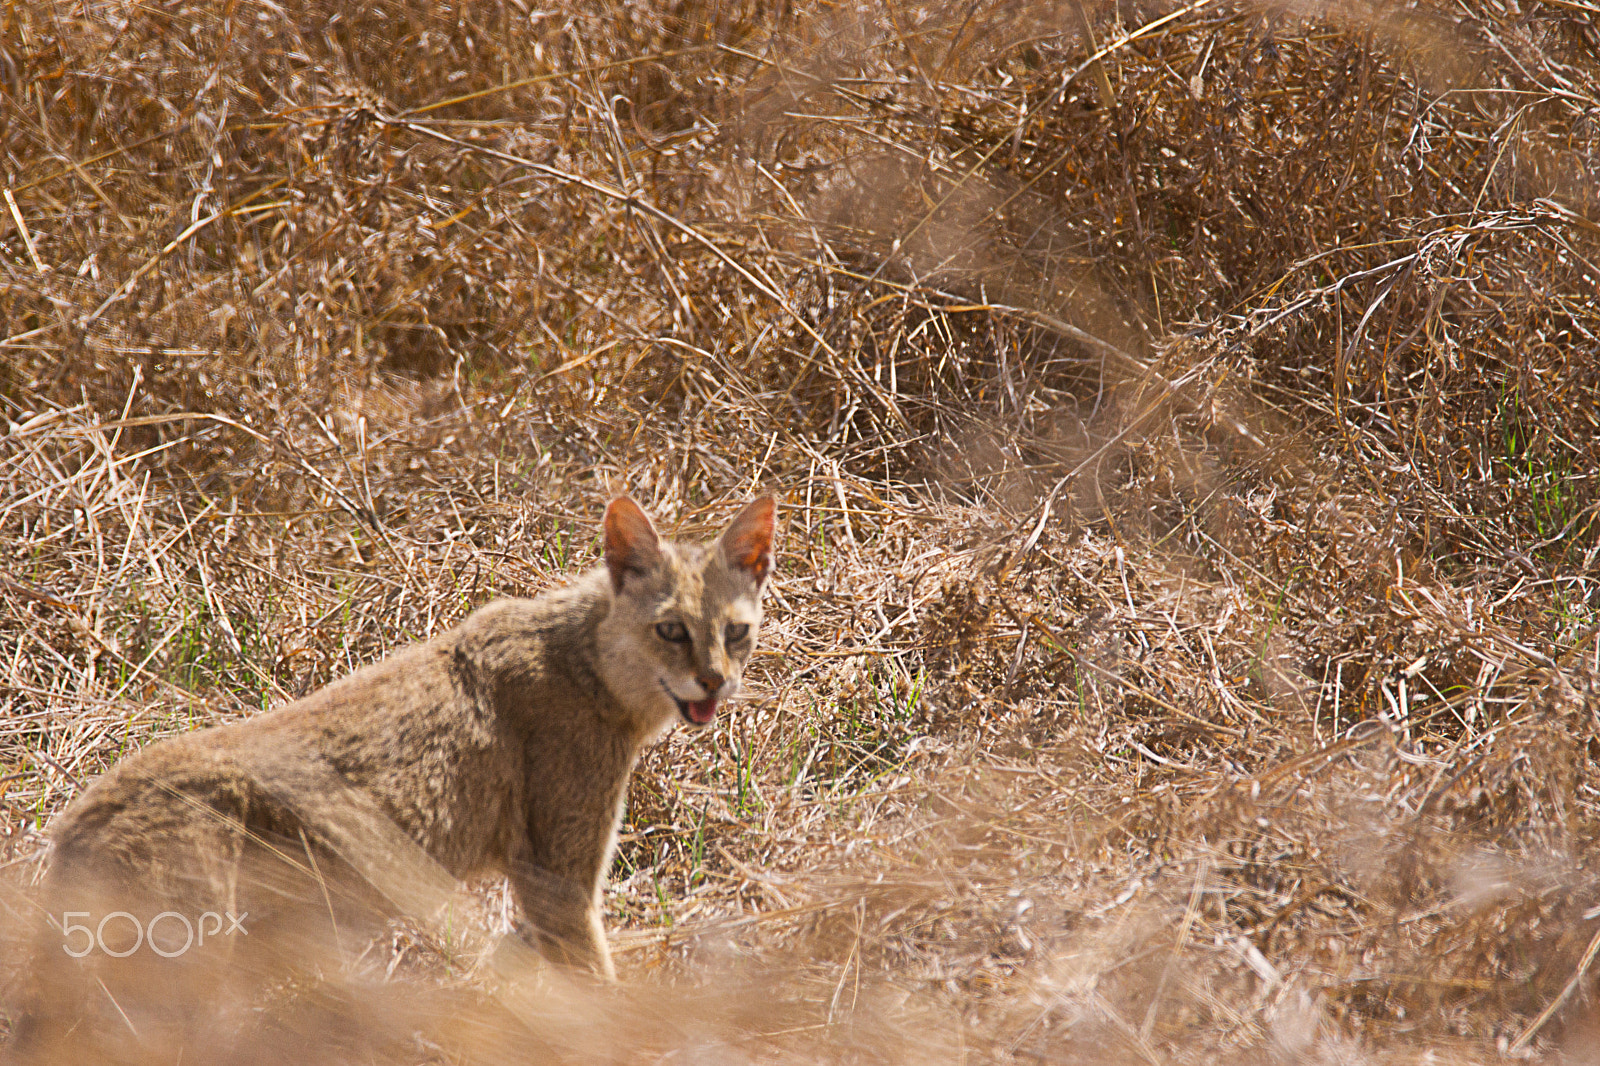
[687,698,717,724]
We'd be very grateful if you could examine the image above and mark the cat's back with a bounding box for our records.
[46,724,257,872]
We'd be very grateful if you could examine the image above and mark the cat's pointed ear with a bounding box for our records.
[603,496,662,592]
[718,496,776,587]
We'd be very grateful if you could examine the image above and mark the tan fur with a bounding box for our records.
[13,496,775,1058]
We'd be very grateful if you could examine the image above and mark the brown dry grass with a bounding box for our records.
[2,0,1599,1060]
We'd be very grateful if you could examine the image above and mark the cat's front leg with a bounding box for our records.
[506,859,615,981]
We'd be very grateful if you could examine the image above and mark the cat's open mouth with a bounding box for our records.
[679,697,717,726]
[662,681,718,726]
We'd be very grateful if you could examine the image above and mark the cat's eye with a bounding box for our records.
[725,623,750,643]
[655,620,691,644]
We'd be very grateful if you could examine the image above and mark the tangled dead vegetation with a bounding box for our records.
[2,0,1599,1059]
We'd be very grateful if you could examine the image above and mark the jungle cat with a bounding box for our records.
[13,495,776,1058]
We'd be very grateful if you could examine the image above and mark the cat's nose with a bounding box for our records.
[696,671,725,695]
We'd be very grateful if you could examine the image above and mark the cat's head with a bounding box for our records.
[594,496,776,738]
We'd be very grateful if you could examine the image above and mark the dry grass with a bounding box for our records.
[2,0,1599,1059]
